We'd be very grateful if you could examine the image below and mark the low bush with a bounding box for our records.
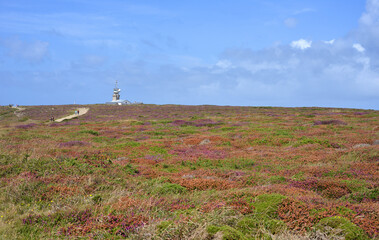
[207,225,247,240]
[157,183,187,195]
[79,129,99,136]
[314,216,369,240]
[252,193,286,219]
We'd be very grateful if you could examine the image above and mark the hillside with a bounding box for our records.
[0,104,378,239]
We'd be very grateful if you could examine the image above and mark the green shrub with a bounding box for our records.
[268,176,286,184]
[341,179,367,192]
[264,219,286,234]
[79,129,99,136]
[236,217,260,234]
[92,194,102,204]
[335,206,356,217]
[252,138,272,146]
[344,188,379,203]
[207,225,247,240]
[294,137,331,147]
[157,220,173,234]
[157,183,187,194]
[221,127,237,132]
[123,164,139,175]
[252,194,286,219]
[237,216,286,236]
[8,180,48,203]
[18,117,29,122]
[273,129,293,138]
[130,121,144,126]
[150,146,168,155]
[114,141,141,149]
[314,216,369,240]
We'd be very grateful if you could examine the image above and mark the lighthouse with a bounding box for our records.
[106,80,132,105]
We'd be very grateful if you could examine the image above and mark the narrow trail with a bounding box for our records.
[55,108,89,122]
[13,106,26,118]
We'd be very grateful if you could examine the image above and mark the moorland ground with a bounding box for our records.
[0,104,378,239]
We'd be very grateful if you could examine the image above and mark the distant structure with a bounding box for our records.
[106,80,141,105]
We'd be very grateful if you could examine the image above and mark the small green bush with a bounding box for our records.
[156,220,173,234]
[335,206,356,217]
[157,183,187,194]
[314,216,369,240]
[264,219,286,234]
[268,176,286,184]
[150,146,168,155]
[207,225,247,240]
[236,217,260,234]
[123,164,139,175]
[18,117,29,122]
[79,129,99,136]
[114,141,141,149]
[343,188,379,203]
[92,194,102,204]
[294,137,331,147]
[237,216,286,236]
[130,121,144,126]
[252,138,272,146]
[252,194,286,219]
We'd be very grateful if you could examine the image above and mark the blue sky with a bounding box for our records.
[0,0,378,109]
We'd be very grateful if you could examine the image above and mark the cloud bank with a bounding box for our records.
[127,0,378,108]
[0,0,378,109]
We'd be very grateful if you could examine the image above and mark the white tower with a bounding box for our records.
[112,80,121,101]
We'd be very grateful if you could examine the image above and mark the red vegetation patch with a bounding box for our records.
[112,196,138,211]
[44,185,79,198]
[277,199,315,232]
[228,198,254,214]
[290,178,351,198]
[351,203,379,237]
[166,198,196,211]
[277,198,379,237]
[169,145,228,160]
[59,212,148,237]
[201,200,226,213]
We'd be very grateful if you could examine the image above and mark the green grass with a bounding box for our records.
[315,216,369,240]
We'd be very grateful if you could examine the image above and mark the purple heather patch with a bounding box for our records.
[313,120,347,125]
[15,123,37,129]
[59,141,90,147]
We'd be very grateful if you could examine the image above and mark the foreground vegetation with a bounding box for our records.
[0,104,378,239]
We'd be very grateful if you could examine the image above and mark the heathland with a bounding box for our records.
[0,104,378,239]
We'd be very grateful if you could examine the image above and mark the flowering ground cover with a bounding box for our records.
[0,104,378,239]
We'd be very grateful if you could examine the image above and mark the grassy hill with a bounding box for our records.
[0,104,378,239]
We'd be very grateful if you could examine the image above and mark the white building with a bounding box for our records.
[106,81,141,105]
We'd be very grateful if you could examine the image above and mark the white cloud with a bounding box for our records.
[353,43,365,52]
[359,0,379,25]
[290,39,312,50]
[324,39,335,45]
[215,60,232,69]
[79,39,122,48]
[1,37,49,63]
[294,8,316,15]
[284,18,297,28]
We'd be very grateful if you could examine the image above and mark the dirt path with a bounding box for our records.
[55,108,89,122]
[13,106,26,118]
